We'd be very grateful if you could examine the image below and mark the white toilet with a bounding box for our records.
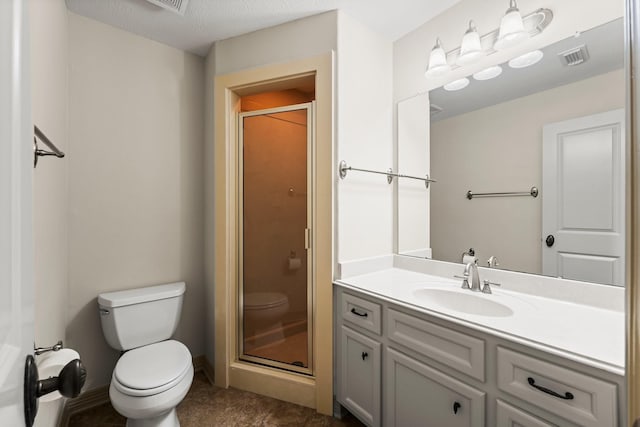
[98,282,193,427]
[243,292,290,346]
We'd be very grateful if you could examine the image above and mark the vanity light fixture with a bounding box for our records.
[424,6,552,81]
[494,0,529,50]
[473,65,503,81]
[457,21,484,66]
[425,38,451,77]
[508,50,544,68]
[444,77,470,91]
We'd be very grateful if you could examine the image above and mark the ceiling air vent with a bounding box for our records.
[430,104,443,117]
[145,0,189,15]
[558,45,590,67]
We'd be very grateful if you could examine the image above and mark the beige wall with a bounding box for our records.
[67,13,205,389]
[337,11,394,262]
[213,12,337,76]
[431,69,625,274]
[30,0,68,425]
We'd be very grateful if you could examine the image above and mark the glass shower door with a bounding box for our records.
[238,103,313,375]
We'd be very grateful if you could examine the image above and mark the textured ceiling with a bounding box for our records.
[65,0,461,56]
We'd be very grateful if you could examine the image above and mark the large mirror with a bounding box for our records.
[397,17,625,286]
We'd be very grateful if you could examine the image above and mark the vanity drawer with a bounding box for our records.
[497,347,617,427]
[340,292,382,335]
[387,309,485,381]
[496,400,557,427]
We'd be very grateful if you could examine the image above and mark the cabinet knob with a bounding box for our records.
[361,351,368,361]
[453,401,461,414]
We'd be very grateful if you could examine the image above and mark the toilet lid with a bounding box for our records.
[244,292,288,310]
[114,340,191,391]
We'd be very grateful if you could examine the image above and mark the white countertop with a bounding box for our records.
[335,267,625,376]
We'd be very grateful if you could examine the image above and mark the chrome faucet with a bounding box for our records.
[464,261,482,292]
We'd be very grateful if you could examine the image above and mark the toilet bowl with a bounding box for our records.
[109,340,193,427]
[98,282,193,427]
[243,292,290,347]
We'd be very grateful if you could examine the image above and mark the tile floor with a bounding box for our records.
[68,372,365,427]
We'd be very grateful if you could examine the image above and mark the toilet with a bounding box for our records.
[243,292,290,347]
[98,282,193,427]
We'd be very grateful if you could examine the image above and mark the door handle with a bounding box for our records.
[24,355,87,427]
[545,234,555,247]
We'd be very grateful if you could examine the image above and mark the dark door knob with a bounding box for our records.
[545,234,555,247]
[24,356,87,427]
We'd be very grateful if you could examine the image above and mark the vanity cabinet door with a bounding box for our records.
[339,326,381,427]
[386,348,485,427]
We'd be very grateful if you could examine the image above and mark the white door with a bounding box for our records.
[542,109,625,286]
[0,0,35,425]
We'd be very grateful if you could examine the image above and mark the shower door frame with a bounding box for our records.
[237,102,315,376]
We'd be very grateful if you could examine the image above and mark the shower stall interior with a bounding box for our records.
[238,100,314,375]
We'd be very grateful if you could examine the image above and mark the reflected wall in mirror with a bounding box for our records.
[397,18,625,286]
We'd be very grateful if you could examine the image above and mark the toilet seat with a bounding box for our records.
[113,340,191,397]
[244,292,288,310]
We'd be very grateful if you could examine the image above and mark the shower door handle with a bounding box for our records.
[304,228,311,250]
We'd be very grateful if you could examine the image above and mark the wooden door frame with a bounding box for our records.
[213,52,334,414]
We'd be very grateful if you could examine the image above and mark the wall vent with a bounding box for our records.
[430,104,443,117]
[558,45,590,67]
[145,0,189,15]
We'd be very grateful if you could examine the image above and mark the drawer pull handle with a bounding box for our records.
[350,308,368,317]
[361,352,368,360]
[453,401,461,414]
[527,377,574,400]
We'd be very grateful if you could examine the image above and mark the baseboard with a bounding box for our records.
[57,385,109,427]
[58,354,214,427]
[192,354,215,385]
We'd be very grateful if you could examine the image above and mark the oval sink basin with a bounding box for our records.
[413,289,513,317]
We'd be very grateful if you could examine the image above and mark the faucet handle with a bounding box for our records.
[454,275,471,290]
[481,279,501,294]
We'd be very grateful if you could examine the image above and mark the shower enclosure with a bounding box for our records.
[238,103,314,375]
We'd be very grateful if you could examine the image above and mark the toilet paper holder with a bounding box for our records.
[34,340,63,356]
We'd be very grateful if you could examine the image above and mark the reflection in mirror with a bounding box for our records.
[397,18,625,286]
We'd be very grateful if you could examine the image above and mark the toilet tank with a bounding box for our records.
[97,282,185,351]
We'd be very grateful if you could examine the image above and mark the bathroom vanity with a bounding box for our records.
[333,264,624,427]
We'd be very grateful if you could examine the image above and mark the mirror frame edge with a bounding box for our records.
[626,0,639,425]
